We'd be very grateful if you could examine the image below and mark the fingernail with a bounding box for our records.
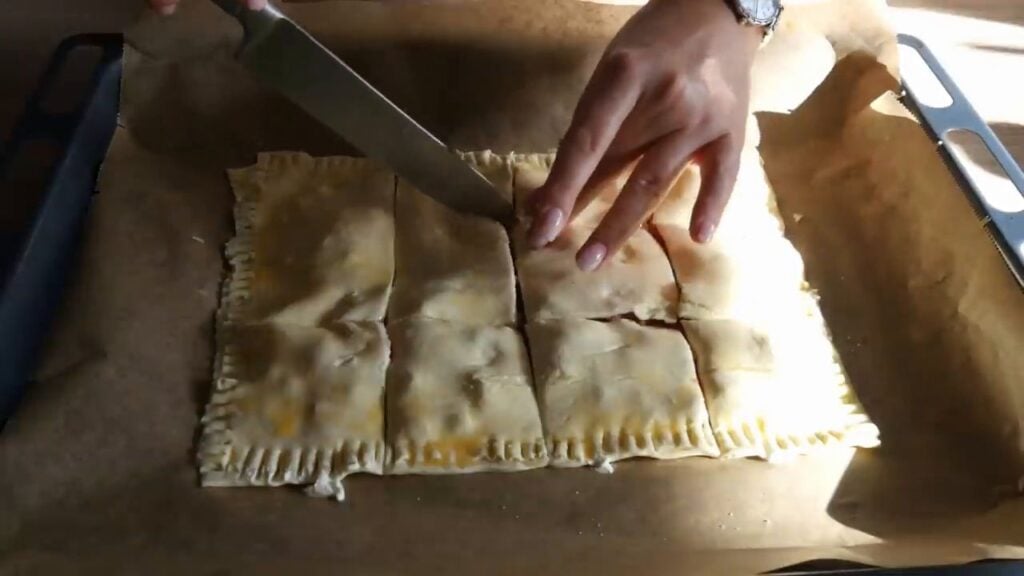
[246,0,266,9]
[577,242,607,272]
[157,3,176,15]
[692,220,716,244]
[529,207,564,248]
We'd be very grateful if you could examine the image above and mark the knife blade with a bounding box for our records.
[212,0,512,222]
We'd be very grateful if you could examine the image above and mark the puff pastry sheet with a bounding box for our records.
[199,321,388,496]
[386,319,548,474]
[526,318,719,467]
[225,152,395,325]
[512,154,679,322]
[204,149,877,493]
[683,303,880,460]
[389,151,517,325]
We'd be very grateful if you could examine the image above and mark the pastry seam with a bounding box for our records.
[713,415,880,460]
[546,419,721,467]
[386,436,549,474]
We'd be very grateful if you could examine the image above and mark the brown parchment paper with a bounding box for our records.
[3,1,1024,574]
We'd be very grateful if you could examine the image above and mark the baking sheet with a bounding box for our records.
[2,1,1023,573]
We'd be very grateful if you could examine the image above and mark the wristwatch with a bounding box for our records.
[722,0,784,37]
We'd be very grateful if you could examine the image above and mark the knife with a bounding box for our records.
[211,0,512,222]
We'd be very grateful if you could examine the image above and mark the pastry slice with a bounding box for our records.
[198,321,388,500]
[388,153,516,325]
[651,147,784,239]
[512,224,680,322]
[683,303,880,460]
[512,155,678,322]
[385,319,547,474]
[526,318,719,467]
[652,154,806,321]
[224,152,395,325]
[658,225,808,321]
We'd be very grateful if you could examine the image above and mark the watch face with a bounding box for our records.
[737,0,782,26]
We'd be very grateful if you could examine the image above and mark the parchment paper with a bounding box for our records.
[2,1,1023,574]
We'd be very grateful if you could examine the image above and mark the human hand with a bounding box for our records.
[148,0,266,15]
[526,0,761,271]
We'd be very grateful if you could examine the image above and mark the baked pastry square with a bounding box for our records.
[199,321,388,500]
[683,302,880,460]
[512,154,679,322]
[224,152,395,325]
[658,225,808,321]
[650,144,784,240]
[526,318,719,467]
[652,153,807,321]
[385,319,547,474]
[388,152,516,325]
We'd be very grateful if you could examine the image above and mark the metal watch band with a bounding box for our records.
[723,0,784,38]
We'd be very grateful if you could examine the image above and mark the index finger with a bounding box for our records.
[527,51,641,248]
[689,135,742,243]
